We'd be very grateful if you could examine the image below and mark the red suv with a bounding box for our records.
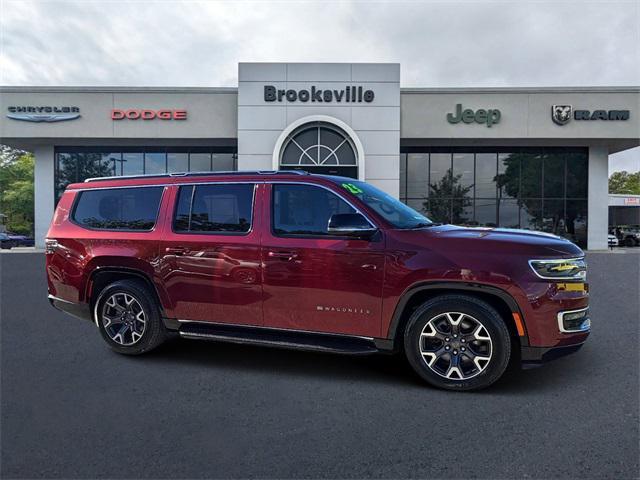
[46,171,590,390]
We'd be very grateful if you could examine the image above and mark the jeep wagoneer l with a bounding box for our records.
[46,171,590,390]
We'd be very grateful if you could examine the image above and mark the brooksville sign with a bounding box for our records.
[264,85,374,103]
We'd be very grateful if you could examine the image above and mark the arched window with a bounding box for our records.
[280,122,357,167]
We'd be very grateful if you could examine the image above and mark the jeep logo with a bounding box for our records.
[447,104,501,127]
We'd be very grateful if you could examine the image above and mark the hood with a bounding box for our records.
[392,224,584,258]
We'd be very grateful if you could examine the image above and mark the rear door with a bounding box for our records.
[261,182,385,338]
[158,182,263,325]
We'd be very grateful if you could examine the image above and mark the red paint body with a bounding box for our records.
[46,173,589,353]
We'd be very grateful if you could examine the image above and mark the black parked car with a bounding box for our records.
[0,233,18,249]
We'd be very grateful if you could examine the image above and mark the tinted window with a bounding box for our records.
[273,184,356,236]
[173,184,254,234]
[73,187,163,230]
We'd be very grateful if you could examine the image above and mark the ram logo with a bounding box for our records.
[552,105,572,125]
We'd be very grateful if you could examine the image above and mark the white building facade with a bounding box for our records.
[1,63,638,250]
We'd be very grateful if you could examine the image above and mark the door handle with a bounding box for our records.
[165,246,187,255]
[268,250,298,261]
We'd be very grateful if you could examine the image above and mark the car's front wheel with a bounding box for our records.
[94,279,167,355]
[404,294,511,391]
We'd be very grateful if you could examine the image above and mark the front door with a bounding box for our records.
[261,183,385,338]
[158,182,263,325]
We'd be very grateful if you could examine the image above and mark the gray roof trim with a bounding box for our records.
[401,86,640,94]
[0,86,238,94]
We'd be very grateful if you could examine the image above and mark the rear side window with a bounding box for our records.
[72,187,164,230]
[173,184,254,234]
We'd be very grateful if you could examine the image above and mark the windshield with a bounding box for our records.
[336,181,433,229]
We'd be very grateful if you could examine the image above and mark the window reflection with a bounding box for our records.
[542,199,565,236]
[122,152,144,176]
[54,147,237,204]
[429,154,451,194]
[520,200,543,230]
[145,152,166,174]
[212,153,236,171]
[497,153,519,199]
[498,199,519,229]
[476,199,497,227]
[544,153,565,198]
[407,154,429,199]
[167,152,189,173]
[400,148,588,247]
[476,153,497,198]
[190,153,211,171]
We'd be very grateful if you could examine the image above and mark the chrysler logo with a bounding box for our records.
[7,106,81,122]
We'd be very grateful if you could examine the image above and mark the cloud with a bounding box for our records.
[0,0,638,87]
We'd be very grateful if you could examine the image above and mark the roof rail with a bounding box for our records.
[84,170,309,183]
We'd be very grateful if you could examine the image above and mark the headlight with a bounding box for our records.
[528,257,587,280]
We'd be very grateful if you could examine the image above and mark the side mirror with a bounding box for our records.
[327,213,377,238]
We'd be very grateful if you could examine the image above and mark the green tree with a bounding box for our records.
[424,169,473,224]
[609,171,640,195]
[0,146,34,235]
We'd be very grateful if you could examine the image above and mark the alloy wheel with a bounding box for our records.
[419,312,493,380]
[101,292,146,346]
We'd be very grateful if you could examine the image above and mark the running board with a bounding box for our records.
[178,322,380,355]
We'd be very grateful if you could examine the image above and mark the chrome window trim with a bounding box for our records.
[557,307,591,333]
[528,257,587,281]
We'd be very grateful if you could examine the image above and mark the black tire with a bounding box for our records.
[94,279,167,355]
[404,294,511,391]
[624,237,635,247]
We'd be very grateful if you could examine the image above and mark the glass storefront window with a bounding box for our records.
[476,153,497,198]
[566,152,588,198]
[212,153,235,171]
[145,152,166,174]
[498,199,520,229]
[400,148,588,247]
[122,152,144,176]
[189,153,211,171]
[519,152,543,198]
[542,199,565,235]
[520,199,543,231]
[544,153,565,198]
[497,153,519,199]
[475,199,497,227]
[167,152,189,173]
[54,147,237,204]
[407,154,429,199]
[429,153,451,195]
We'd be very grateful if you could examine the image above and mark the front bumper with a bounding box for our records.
[520,341,586,367]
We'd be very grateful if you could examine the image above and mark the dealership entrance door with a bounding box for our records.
[278,122,358,179]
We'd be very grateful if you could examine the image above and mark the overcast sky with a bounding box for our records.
[1,0,638,171]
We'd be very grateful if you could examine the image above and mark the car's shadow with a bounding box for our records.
[136,336,584,394]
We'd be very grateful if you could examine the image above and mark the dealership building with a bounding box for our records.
[1,63,638,249]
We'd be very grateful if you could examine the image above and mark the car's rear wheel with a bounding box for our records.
[624,237,636,247]
[94,279,167,355]
[404,294,511,391]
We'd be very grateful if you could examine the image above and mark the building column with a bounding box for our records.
[34,145,55,248]
[587,146,609,250]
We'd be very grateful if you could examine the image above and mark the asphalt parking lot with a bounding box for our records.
[1,251,638,479]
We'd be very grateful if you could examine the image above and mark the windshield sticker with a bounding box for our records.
[341,183,363,195]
